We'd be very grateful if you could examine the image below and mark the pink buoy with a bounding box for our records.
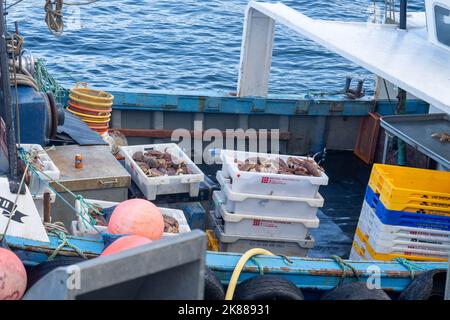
[107,199,164,240]
[0,248,27,300]
[100,235,152,257]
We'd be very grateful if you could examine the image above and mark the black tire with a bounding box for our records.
[204,267,225,300]
[233,275,304,300]
[26,256,86,290]
[399,269,447,300]
[321,282,391,300]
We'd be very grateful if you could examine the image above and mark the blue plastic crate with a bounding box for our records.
[364,186,450,231]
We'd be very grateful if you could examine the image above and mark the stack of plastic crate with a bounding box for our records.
[350,164,450,262]
[210,150,329,257]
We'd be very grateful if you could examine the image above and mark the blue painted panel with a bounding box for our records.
[6,234,104,265]
[13,86,50,145]
[376,99,429,115]
[62,88,429,116]
[206,251,447,292]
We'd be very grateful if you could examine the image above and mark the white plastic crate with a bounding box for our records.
[220,149,328,198]
[120,143,204,200]
[215,192,319,240]
[211,211,315,257]
[216,171,323,219]
[359,201,450,246]
[20,144,60,196]
[356,207,450,257]
[72,199,190,239]
[349,247,365,261]
[365,234,450,257]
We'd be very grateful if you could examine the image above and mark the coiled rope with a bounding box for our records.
[44,0,103,35]
[45,0,64,35]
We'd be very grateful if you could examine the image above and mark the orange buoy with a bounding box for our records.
[0,248,27,300]
[100,235,152,257]
[107,199,164,240]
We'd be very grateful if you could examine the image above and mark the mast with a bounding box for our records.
[0,1,18,178]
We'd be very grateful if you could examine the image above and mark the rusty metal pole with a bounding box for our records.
[43,192,52,223]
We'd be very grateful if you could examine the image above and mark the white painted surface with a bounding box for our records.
[240,1,450,114]
[237,7,275,97]
[0,177,49,242]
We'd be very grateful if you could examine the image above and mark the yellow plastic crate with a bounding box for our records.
[351,239,367,260]
[354,227,447,262]
[368,164,450,214]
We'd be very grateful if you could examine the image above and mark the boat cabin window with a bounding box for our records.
[435,4,450,47]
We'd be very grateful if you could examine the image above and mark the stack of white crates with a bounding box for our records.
[211,150,329,256]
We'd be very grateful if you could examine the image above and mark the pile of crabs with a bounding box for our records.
[132,149,193,177]
[235,156,324,177]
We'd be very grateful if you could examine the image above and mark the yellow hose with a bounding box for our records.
[224,248,274,300]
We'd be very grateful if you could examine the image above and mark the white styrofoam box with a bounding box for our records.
[32,191,56,220]
[359,201,450,246]
[120,143,204,200]
[220,149,328,198]
[73,199,190,239]
[20,144,60,196]
[216,197,319,240]
[216,170,323,219]
[211,211,315,256]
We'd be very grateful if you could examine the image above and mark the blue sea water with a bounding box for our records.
[7,0,424,94]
